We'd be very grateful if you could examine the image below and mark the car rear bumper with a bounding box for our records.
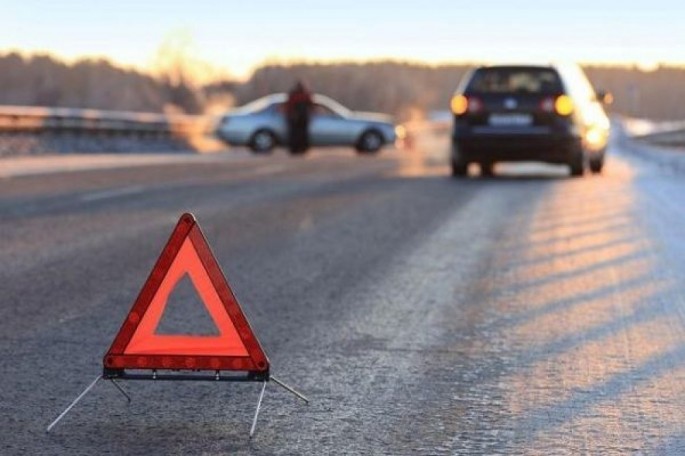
[452,127,582,164]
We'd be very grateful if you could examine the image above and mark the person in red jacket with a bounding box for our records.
[285,80,313,155]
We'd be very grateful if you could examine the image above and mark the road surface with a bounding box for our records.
[2,131,685,454]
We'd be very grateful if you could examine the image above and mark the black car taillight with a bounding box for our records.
[451,95,483,116]
[540,96,555,113]
[540,95,574,116]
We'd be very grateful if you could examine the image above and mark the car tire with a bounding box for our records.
[356,130,384,154]
[569,149,585,177]
[451,159,468,177]
[480,163,494,177]
[249,130,276,154]
[589,156,604,174]
[450,141,468,177]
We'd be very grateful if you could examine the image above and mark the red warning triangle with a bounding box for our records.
[104,213,269,374]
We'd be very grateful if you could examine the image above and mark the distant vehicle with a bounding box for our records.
[450,63,611,177]
[216,94,398,155]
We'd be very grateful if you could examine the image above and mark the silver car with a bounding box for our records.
[216,94,398,154]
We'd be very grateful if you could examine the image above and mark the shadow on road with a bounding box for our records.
[442,161,683,452]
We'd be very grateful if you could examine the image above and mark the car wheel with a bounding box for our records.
[249,130,276,154]
[356,130,383,154]
[589,156,604,174]
[569,149,585,177]
[451,159,468,177]
[480,163,494,177]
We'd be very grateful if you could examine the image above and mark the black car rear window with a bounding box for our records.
[466,67,563,94]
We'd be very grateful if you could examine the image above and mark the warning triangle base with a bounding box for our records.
[47,371,308,437]
[103,368,268,382]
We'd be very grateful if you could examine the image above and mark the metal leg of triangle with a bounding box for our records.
[46,375,102,433]
[249,381,267,438]
[46,374,132,433]
[110,378,132,403]
[271,375,310,404]
[47,372,308,437]
[248,376,308,439]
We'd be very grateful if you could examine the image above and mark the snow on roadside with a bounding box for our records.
[616,117,685,173]
[0,133,199,158]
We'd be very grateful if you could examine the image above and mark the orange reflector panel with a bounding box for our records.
[451,95,468,115]
[103,213,269,374]
[555,95,574,116]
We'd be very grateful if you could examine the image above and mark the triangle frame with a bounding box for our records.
[103,213,269,375]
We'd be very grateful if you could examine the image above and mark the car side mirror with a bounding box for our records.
[596,90,613,105]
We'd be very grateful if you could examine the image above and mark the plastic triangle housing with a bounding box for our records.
[103,213,269,374]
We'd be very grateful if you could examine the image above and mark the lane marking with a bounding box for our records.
[76,163,287,203]
[0,151,256,178]
[81,185,145,202]
[251,164,288,175]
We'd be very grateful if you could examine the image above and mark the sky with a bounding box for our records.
[2,0,684,79]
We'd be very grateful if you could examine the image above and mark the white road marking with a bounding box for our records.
[0,151,253,178]
[251,164,288,175]
[78,163,288,203]
[80,185,145,202]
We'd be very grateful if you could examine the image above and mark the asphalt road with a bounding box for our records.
[2,131,685,455]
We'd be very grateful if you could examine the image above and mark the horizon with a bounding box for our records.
[2,49,682,85]
[3,1,684,81]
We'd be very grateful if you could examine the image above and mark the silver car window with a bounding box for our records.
[312,104,337,117]
[313,95,351,117]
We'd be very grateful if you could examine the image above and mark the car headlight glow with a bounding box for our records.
[395,125,406,139]
[585,127,604,147]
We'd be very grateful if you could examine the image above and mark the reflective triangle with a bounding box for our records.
[125,236,248,356]
[154,274,220,336]
[103,213,269,373]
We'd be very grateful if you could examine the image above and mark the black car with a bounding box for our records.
[450,64,611,177]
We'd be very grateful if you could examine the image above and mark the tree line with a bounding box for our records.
[232,61,685,121]
[0,52,202,113]
[2,53,684,121]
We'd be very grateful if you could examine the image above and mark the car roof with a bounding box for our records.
[256,93,345,105]
[235,93,351,117]
[475,63,556,71]
[474,61,584,72]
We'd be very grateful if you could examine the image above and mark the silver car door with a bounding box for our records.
[309,104,350,146]
[266,102,288,143]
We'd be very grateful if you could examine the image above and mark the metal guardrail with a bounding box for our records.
[635,129,685,147]
[0,105,213,137]
[626,118,685,147]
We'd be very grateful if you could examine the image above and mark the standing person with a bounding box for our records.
[285,80,313,155]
